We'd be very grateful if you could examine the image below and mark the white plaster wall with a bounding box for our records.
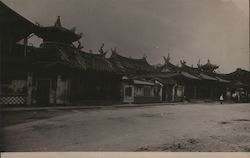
[176,86,183,97]
[11,80,26,94]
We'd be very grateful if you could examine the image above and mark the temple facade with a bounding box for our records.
[30,16,120,105]
[1,2,249,105]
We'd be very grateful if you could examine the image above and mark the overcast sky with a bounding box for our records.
[3,0,249,73]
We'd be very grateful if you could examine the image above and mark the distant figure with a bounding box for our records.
[219,94,224,104]
[232,93,237,102]
[237,93,240,102]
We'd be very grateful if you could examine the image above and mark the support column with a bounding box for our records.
[66,79,71,105]
[172,84,177,102]
[159,86,163,102]
[27,72,33,105]
[56,75,71,105]
[56,75,63,104]
[182,86,185,98]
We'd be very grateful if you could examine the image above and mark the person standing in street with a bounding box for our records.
[220,94,224,104]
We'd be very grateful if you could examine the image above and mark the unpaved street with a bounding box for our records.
[2,103,250,151]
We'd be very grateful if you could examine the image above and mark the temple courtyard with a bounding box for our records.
[2,103,250,152]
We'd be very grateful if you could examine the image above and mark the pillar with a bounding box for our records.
[56,75,64,104]
[159,86,163,102]
[26,72,33,105]
[66,79,71,105]
[182,86,185,98]
[172,84,177,101]
[56,75,71,105]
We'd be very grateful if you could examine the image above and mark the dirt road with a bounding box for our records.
[2,103,250,151]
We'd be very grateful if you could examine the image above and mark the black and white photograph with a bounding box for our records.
[0,0,249,155]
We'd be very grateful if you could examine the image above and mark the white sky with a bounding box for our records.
[223,0,249,14]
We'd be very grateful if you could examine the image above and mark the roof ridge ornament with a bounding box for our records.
[98,43,108,57]
[197,59,201,67]
[111,47,117,54]
[54,16,62,27]
[77,40,83,50]
[207,59,210,64]
[163,53,171,64]
[110,47,118,58]
[180,60,186,67]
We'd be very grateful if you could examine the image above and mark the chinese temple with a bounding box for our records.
[1,2,249,105]
[31,16,120,105]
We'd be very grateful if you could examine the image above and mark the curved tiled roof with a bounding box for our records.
[200,59,219,72]
[31,43,114,72]
[180,71,201,80]
[108,52,155,74]
[180,64,200,73]
[35,16,82,44]
[0,1,35,42]
[198,73,217,81]
[226,68,250,85]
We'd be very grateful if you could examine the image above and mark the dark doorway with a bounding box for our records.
[125,87,132,97]
[167,86,172,101]
[37,80,50,104]
[162,86,173,102]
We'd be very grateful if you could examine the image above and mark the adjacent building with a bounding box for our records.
[0,2,35,105]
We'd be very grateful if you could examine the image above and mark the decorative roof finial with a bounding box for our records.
[111,47,117,53]
[180,60,186,67]
[163,53,171,63]
[167,53,170,61]
[98,43,108,56]
[110,47,118,57]
[77,41,83,50]
[197,59,201,67]
[54,16,62,27]
[207,59,210,64]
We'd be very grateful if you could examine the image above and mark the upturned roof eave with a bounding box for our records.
[35,26,82,42]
